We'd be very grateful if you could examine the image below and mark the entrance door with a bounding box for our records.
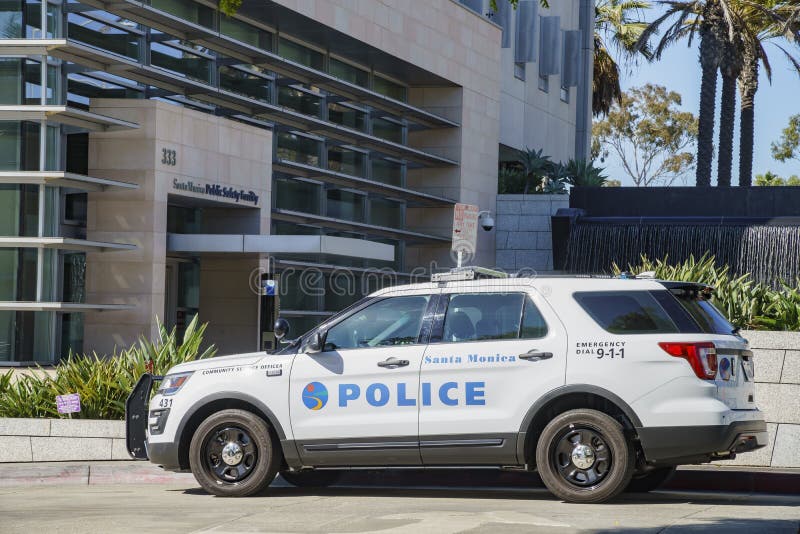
[289,292,436,466]
[164,261,178,331]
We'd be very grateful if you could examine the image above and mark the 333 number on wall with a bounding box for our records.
[161,148,177,166]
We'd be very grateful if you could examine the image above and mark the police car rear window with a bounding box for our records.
[574,291,679,334]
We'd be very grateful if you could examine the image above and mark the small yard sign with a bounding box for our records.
[56,393,81,414]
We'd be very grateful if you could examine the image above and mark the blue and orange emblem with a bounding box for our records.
[302,382,328,410]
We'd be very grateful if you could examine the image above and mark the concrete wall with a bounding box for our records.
[720,330,800,468]
[499,2,581,165]
[84,99,272,355]
[0,419,127,463]
[495,194,568,271]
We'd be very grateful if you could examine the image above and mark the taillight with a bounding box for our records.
[659,342,718,379]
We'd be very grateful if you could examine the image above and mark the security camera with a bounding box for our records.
[478,211,495,232]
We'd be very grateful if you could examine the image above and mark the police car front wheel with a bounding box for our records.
[189,409,282,497]
[535,409,635,504]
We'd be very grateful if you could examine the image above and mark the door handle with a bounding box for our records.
[377,357,410,368]
[519,350,553,361]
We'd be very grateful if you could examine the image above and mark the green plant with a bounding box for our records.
[518,148,553,194]
[0,316,216,419]
[498,166,526,194]
[542,163,569,194]
[613,253,800,330]
[565,158,609,186]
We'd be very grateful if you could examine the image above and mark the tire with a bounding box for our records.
[625,466,677,493]
[189,409,282,497]
[280,470,342,488]
[535,409,635,504]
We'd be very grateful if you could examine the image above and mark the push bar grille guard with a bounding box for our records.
[125,373,163,460]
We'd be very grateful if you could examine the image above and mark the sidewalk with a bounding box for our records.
[1,461,798,495]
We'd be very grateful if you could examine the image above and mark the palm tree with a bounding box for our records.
[637,0,729,187]
[734,1,800,186]
[517,148,553,194]
[717,23,743,187]
[594,1,653,116]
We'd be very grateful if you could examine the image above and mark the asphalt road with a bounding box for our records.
[0,478,798,534]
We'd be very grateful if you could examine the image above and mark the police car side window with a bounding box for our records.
[575,291,679,334]
[520,296,548,339]
[324,295,430,351]
[441,293,525,343]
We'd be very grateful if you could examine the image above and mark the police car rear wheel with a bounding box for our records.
[279,470,342,488]
[535,409,634,504]
[189,409,281,497]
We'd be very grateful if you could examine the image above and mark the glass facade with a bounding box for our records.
[0,0,454,364]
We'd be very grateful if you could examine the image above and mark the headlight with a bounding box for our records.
[157,371,194,396]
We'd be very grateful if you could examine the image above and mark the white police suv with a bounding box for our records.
[126,270,767,503]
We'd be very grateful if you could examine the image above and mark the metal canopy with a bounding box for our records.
[272,159,456,207]
[167,234,395,262]
[0,237,136,253]
[0,105,139,131]
[0,302,134,312]
[0,171,138,191]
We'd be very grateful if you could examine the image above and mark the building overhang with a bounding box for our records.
[167,234,395,262]
[0,237,136,252]
[0,302,134,312]
[0,171,138,191]
[0,105,139,131]
[272,210,451,245]
[272,159,456,207]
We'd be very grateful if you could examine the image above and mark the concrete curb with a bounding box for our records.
[0,461,194,488]
[1,462,797,495]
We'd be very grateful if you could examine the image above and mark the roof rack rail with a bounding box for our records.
[431,267,508,282]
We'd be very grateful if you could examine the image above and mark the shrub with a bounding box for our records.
[0,316,215,420]
[614,254,800,331]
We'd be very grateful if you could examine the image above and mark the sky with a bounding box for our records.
[599,7,800,186]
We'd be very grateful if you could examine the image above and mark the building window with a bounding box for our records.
[368,197,404,229]
[219,65,272,102]
[328,102,367,132]
[150,0,213,27]
[371,158,404,187]
[371,116,405,144]
[274,176,321,214]
[278,37,324,70]
[67,12,142,61]
[0,311,55,363]
[219,16,272,50]
[560,85,569,102]
[277,85,321,117]
[328,57,368,88]
[150,39,212,83]
[275,132,322,167]
[328,146,367,177]
[514,62,526,81]
[538,73,549,93]
[326,189,365,222]
[373,75,407,102]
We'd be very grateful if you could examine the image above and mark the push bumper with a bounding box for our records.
[637,419,768,464]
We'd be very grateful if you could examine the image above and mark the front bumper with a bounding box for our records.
[637,418,768,464]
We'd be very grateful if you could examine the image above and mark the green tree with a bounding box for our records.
[754,171,785,186]
[517,148,553,194]
[772,114,800,164]
[593,84,698,186]
[637,0,729,187]
[735,1,800,186]
[593,1,653,116]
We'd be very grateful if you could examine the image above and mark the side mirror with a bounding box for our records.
[304,330,327,354]
[274,318,290,340]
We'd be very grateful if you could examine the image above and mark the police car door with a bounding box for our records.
[418,287,567,465]
[289,290,436,466]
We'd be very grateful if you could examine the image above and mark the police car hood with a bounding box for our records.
[167,352,268,374]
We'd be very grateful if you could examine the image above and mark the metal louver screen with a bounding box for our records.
[496,0,512,48]
[538,15,561,76]
[562,30,581,87]
[514,0,537,62]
